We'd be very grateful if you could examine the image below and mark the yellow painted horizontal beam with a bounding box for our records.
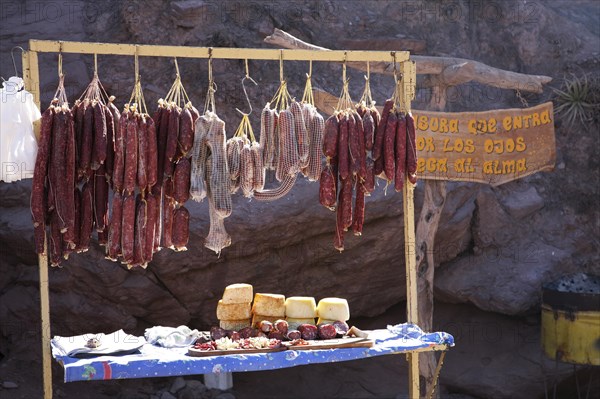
[28,40,409,63]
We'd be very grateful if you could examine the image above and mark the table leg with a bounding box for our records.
[204,372,233,390]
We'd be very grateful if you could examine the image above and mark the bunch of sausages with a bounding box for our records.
[31,93,124,266]
[372,99,418,190]
[319,103,380,252]
[31,100,76,266]
[152,101,199,257]
[319,99,418,251]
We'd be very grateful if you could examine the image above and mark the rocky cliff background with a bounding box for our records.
[0,1,598,398]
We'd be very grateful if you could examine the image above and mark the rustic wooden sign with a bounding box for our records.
[314,90,556,186]
[412,102,556,186]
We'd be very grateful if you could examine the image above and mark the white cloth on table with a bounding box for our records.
[0,76,41,182]
[51,329,146,357]
[144,325,202,348]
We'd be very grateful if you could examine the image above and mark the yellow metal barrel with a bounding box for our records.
[541,274,600,365]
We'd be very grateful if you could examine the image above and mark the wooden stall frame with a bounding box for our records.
[23,40,428,399]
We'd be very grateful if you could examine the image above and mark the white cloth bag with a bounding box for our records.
[0,76,41,182]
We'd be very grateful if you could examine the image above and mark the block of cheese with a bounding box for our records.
[285,296,317,318]
[222,283,253,304]
[216,300,251,321]
[286,317,316,330]
[251,293,285,317]
[316,297,350,321]
[219,319,251,330]
[251,314,280,328]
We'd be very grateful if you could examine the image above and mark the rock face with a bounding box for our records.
[0,1,599,399]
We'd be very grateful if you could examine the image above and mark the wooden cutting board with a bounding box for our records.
[188,345,287,357]
[285,337,374,350]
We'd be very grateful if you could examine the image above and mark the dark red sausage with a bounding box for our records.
[73,101,84,177]
[121,193,136,264]
[34,224,46,255]
[179,107,194,157]
[319,164,337,211]
[94,164,109,233]
[78,180,94,252]
[31,106,54,229]
[318,323,337,340]
[354,112,367,181]
[337,113,349,180]
[395,113,407,192]
[123,116,138,194]
[322,113,339,159]
[161,197,175,250]
[363,157,375,194]
[173,157,191,204]
[352,184,365,236]
[165,106,181,165]
[113,109,129,193]
[374,152,384,178]
[107,190,123,260]
[348,112,360,177]
[383,112,398,182]
[79,101,93,178]
[334,181,345,252]
[341,176,353,231]
[157,106,170,180]
[62,111,76,247]
[363,111,374,152]
[373,99,393,161]
[97,229,108,247]
[50,108,68,233]
[72,187,81,250]
[406,112,418,185]
[144,193,157,262]
[104,105,115,184]
[172,206,189,251]
[151,188,162,252]
[91,101,107,170]
[137,114,148,191]
[49,211,63,267]
[146,116,158,190]
[132,195,146,267]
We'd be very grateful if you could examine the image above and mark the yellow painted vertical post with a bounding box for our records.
[24,48,53,399]
[402,60,420,399]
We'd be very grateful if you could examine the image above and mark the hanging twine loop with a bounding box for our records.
[301,59,315,106]
[204,48,217,114]
[164,57,191,109]
[271,50,291,111]
[127,45,148,115]
[336,52,353,111]
[52,41,68,107]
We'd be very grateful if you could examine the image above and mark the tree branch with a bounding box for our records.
[264,28,552,93]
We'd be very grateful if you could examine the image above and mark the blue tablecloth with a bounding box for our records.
[52,324,454,382]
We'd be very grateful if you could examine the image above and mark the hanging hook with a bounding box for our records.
[11,46,25,78]
[342,51,348,85]
[364,61,370,82]
[236,59,257,116]
[306,59,313,80]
